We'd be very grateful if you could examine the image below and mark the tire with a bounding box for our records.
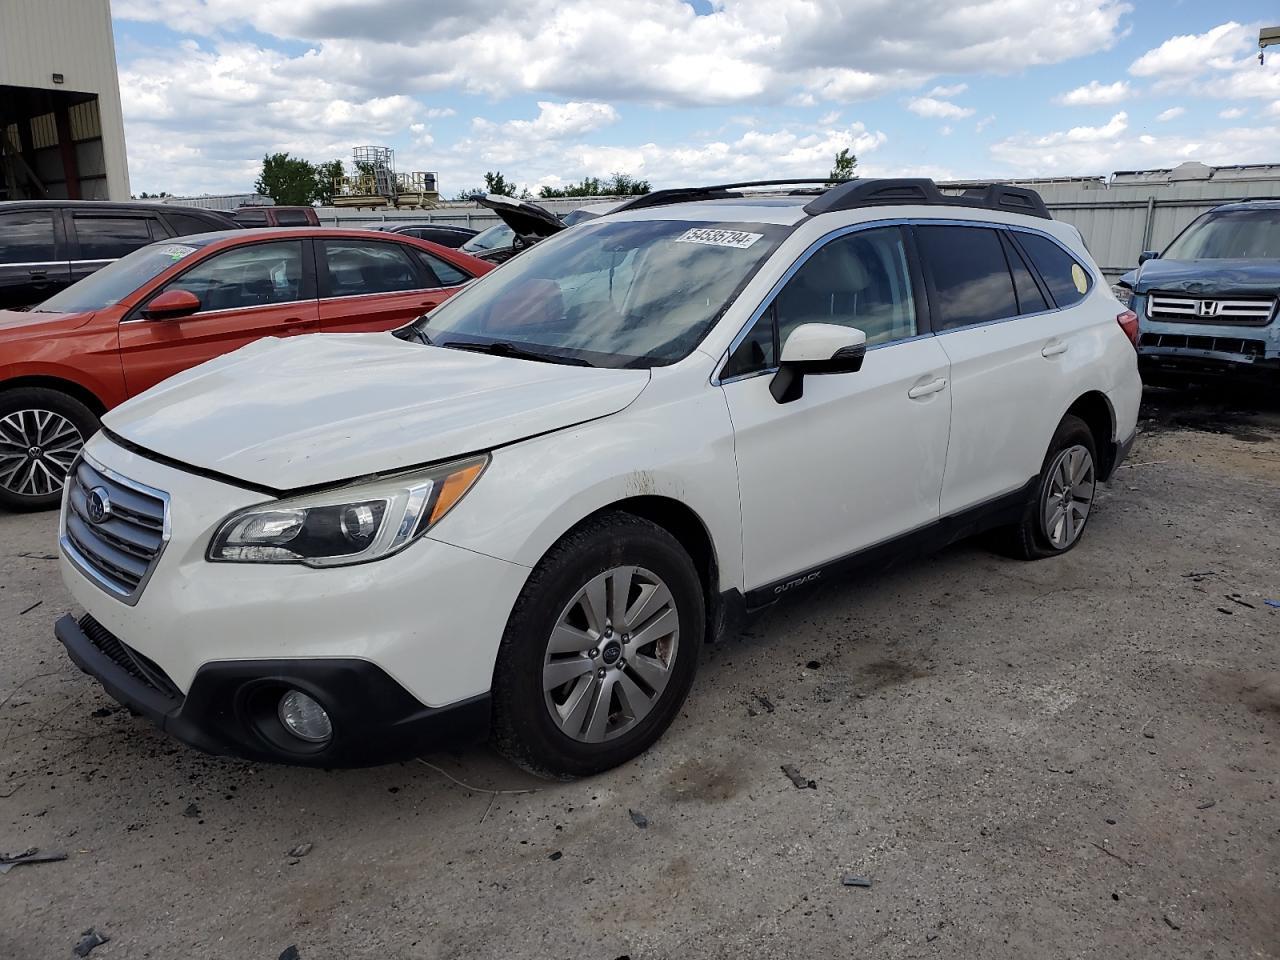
[0,388,98,512]
[491,512,705,779]
[997,414,1099,561]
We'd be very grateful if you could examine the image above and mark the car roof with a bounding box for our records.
[605,196,819,227]
[1210,199,1280,212]
[0,199,229,216]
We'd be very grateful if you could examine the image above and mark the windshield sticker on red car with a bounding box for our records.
[674,228,763,249]
[158,244,197,261]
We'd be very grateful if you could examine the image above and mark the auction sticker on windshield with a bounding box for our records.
[158,244,198,261]
[674,228,763,249]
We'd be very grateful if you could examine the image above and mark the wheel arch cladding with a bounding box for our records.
[0,375,107,416]
[1065,390,1116,478]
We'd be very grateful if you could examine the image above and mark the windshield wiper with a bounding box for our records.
[396,326,432,345]
[437,339,594,367]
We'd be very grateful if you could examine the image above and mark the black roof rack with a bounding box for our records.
[609,177,1052,220]
[612,179,850,213]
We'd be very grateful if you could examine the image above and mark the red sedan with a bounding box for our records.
[0,228,493,510]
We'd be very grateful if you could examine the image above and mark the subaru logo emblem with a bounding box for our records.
[1196,299,1219,318]
[86,486,113,525]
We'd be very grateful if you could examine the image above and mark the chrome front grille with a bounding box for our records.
[61,455,170,604]
[1147,293,1276,327]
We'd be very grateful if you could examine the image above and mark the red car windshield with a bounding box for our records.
[32,240,214,313]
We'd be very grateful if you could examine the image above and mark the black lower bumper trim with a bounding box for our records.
[55,614,490,767]
[1140,354,1280,381]
[1105,428,1136,482]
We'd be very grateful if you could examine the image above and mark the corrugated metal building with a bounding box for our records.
[0,0,130,200]
[161,193,275,211]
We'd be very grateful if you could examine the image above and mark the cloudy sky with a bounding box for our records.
[109,0,1280,197]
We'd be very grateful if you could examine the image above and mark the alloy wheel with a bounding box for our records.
[542,565,680,743]
[0,409,84,499]
[1041,444,1095,550]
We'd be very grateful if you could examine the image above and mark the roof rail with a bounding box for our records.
[804,177,1051,219]
[613,179,849,212]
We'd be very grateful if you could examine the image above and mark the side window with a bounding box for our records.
[158,240,305,312]
[916,225,1018,331]
[0,210,58,262]
[1016,233,1091,308]
[1000,231,1049,315]
[775,227,917,349]
[274,209,312,226]
[73,216,153,260]
[415,250,469,286]
[721,309,776,379]
[322,240,423,296]
[163,213,219,236]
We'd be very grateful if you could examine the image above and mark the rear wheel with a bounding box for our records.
[491,513,704,778]
[998,414,1098,561]
[0,388,98,511]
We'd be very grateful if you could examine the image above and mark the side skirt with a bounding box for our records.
[741,477,1037,612]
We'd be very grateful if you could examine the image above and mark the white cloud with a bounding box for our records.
[1154,106,1184,122]
[975,114,995,132]
[1055,80,1130,105]
[1129,22,1250,77]
[1218,106,1245,119]
[485,101,620,140]
[927,82,968,97]
[114,0,1133,109]
[425,107,456,119]
[907,97,974,119]
[818,110,841,125]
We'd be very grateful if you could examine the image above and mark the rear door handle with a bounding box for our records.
[27,270,47,280]
[908,377,947,399]
[1042,340,1069,358]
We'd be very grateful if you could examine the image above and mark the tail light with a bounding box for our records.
[1117,310,1139,349]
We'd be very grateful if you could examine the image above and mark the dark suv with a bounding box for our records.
[1118,199,1280,383]
[0,201,239,309]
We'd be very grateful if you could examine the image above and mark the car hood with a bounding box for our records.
[103,333,651,490]
[0,308,93,336]
[1121,258,1280,296]
[476,194,565,238]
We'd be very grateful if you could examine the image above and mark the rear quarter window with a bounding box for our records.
[1016,233,1091,308]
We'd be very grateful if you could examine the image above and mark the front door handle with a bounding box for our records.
[908,377,947,399]
[27,270,48,280]
[1042,340,1069,358]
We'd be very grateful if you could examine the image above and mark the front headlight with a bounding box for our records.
[208,455,488,566]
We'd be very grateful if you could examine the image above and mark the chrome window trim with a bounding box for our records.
[58,448,172,607]
[1,260,72,268]
[316,287,439,304]
[710,216,1095,385]
[119,296,316,323]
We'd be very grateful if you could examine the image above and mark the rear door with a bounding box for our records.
[117,238,319,396]
[67,212,168,284]
[0,208,69,308]
[916,222,1091,515]
[316,237,457,333]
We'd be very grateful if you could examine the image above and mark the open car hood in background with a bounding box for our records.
[475,195,566,239]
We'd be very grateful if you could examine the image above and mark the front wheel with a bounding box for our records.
[0,388,98,512]
[998,414,1099,561]
[491,513,704,778]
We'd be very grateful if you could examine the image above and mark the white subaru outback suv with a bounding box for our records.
[55,178,1141,777]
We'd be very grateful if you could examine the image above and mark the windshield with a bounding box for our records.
[1162,208,1280,260]
[461,223,515,253]
[414,218,788,367]
[33,240,211,313]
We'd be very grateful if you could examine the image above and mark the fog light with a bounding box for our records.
[277,690,332,743]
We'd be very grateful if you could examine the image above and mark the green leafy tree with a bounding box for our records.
[483,171,518,197]
[255,152,318,206]
[133,191,172,199]
[539,172,650,198]
[828,148,858,184]
[312,159,345,205]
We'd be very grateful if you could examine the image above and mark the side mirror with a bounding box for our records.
[770,323,867,404]
[144,288,201,320]
[1138,250,1159,265]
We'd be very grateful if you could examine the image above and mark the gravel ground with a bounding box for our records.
[1,386,1277,960]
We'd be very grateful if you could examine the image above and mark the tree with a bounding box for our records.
[311,159,345,205]
[255,152,318,205]
[483,171,517,197]
[539,172,651,198]
[132,191,171,199]
[828,148,858,184]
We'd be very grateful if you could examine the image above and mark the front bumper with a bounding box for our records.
[56,613,490,766]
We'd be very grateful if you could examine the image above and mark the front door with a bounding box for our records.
[721,226,952,594]
[118,238,319,396]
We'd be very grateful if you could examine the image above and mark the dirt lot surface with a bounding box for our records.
[1,387,1277,960]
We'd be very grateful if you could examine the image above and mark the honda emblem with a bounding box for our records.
[1196,299,1219,318]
